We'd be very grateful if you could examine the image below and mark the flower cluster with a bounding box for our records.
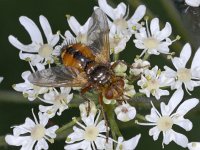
[5,0,200,149]
[0,77,3,83]
[185,0,200,7]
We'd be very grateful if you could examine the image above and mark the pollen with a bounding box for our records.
[143,37,160,49]
[157,116,173,132]
[114,18,128,31]
[55,94,66,105]
[121,107,129,113]
[146,79,160,91]
[84,125,99,141]
[177,68,192,82]
[31,124,46,140]
[38,44,53,58]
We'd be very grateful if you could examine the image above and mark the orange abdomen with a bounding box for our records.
[61,43,95,71]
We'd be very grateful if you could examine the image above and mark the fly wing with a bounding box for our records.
[28,65,88,87]
[87,8,110,63]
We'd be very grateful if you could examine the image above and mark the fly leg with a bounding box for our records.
[80,83,92,117]
[98,94,109,142]
[80,94,91,117]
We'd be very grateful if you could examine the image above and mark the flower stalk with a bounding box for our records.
[105,104,122,140]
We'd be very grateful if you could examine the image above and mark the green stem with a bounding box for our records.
[136,114,146,121]
[0,136,7,147]
[143,53,150,60]
[105,104,122,140]
[113,53,119,61]
[56,117,81,139]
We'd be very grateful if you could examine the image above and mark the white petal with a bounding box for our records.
[161,89,184,116]
[82,115,95,126]
[13,117,35,136]
[164,130,188,148]
[39,15,59,46]
[172,57,186,70]
[176,98,199,116]
[39,105,55,118]
[35,63,45,71]
[164,66,176,78]
[67,16,81,36]
[96,120,107,133]
[5,135,35,149]
[129,5,146,23]
[185,80,198,91]
[191,47,200,70]
[19,16,43,44]
[185,0,200,7]
[81,17,91,32]
[13,82,30,92]
[45,125,59,139]
[98,0,126,20]
[145,108,160,122]
[38,112,49,126]
[157,42,170,53]
[19,51,36,60]
[172,80,183,90]
[39,15,52,39]
[150,18,160,35]
[173,117,193,131]
[65,140,91,150]
[188,142,200,150]
[149,126,161,141]
[0,77,3,83]
[98,0,116,19]
[114,2,127,19]
[66,126,84,143]
[8,35,39,52]
[35,138,49,150]
[180,43,192,67]
[192,67,200,78]
[157,22,172,41]
[95,137,107,149]
[121,134,141,150]
[64,30,75,39]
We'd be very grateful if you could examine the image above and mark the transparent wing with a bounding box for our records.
[28,65,88,87]
[87,8,110,63]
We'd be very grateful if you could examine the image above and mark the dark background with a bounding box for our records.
[0,0,200,149]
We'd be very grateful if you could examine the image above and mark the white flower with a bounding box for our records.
[112,61,127,77]
[98,0,146,54]
[103,97,116,105]
[39,87,73,118]
[164,43,200,93]
[123,80,136,99]
[188,142,200,150]
[98,0,146,35]
[137,66,172,100]
[5,110,59,150]
[0,77,3,83]
[185,0,200,7]
[67,15,90,44]
[109,32,129,54]
[130,59,150,76]
[133,18,173,56]
[65,111,112,150]
[79,101,97,118]
[115,102,136,122]
[116,134,141,150]
[13,71,49,101]
[136,89,199,148]
[8,15,59,65]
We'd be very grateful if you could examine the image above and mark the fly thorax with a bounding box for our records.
[87,65,111,84]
